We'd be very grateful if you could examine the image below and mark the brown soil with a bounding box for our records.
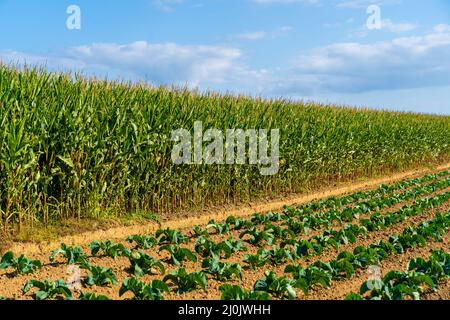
[1,165,450,300]
[423,280,450,300]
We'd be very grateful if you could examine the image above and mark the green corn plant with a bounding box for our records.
[23,279,72,300]
[0,251,42,275]
[120,278,170,300]
[1,65,450,230]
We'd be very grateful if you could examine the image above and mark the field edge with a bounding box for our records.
[4,160,450,257]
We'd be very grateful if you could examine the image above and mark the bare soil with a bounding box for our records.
[1,164,450,300]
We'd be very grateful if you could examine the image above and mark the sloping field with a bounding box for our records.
[1,169,450,300]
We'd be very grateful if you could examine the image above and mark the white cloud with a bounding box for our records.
[270,24,450,94]
[434,24,450,33]
[381,19,417,33]
[228,26,292,41]
[230,31,268,41]
[0,41,268,89]
[349,19,417,38]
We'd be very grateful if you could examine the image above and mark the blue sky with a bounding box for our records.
[1,0,450,114]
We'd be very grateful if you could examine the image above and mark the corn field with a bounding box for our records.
[0,65,450,230]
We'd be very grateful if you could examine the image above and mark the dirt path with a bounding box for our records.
[9,162,450,257]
